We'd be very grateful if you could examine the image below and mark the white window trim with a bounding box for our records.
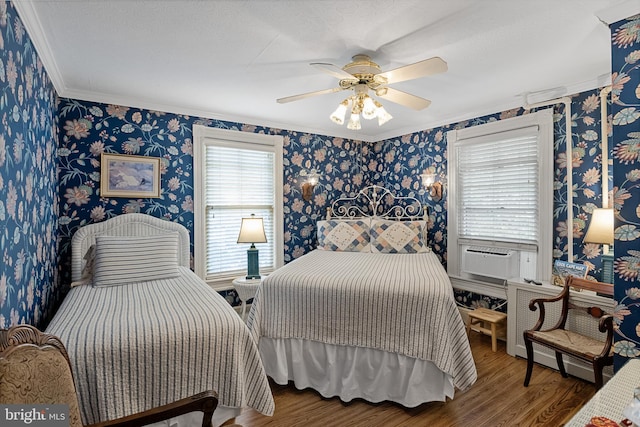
[193,125,284,290]
[446,108,554,283]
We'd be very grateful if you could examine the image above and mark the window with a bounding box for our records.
[447,109,553,282]
[193,126,283,289]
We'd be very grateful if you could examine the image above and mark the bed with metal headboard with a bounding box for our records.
[46,213,274,427]
[248,185,476,408]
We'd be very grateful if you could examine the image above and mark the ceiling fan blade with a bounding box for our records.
[277,87,345,104]
[376,87,431,111]
[311,62,358,81]
[375,57,447,85]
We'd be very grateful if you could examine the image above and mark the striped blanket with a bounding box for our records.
[46,267,274,424]
[248,250,477,392]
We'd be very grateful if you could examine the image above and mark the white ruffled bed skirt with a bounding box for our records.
[149,337,456,427]
[259,337,455,407]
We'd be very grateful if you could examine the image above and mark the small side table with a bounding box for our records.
[232,276,262,320]
[466,307,507,352]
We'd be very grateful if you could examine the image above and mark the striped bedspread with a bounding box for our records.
[248,250,477,391]
[46,267,274,424]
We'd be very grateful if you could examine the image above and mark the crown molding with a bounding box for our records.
[61,71,609,146]
[61,86,380,142]
[595,0,640,25]
[13,0,66,94]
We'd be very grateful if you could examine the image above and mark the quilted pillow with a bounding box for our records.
[317,219,371,252]
[370,220,429,253]
[92,232,180,287]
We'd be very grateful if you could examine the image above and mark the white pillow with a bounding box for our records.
[370,220,429,253]
[92,232,180,287]
[317,219,371,252]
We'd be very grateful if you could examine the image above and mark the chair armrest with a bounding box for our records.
[87,390,218,427]
[594,314,615,360]
[528,289,566,308]
[599,314,614,334]
[526,286,569,331]
[527,299,547,331]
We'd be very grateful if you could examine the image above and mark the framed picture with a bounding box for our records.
[100,153,161,198]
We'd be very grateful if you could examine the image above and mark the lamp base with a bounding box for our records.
[602,250,614,285]
[246,246,261,280]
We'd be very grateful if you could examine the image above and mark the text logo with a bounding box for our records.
[1,405,69,426]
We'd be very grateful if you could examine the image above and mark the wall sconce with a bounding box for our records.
[301,170,319,201]
[421,171,442,202]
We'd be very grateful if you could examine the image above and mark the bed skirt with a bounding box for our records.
[259,337,455,407]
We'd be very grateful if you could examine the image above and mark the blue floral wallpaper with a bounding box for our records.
[0,1,59,329]
[56,87,610,314]
[56,100,370,305]
[4,0,639,368]
[610,15,640,368]
[373,91,613,312]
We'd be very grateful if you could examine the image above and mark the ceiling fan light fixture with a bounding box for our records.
[330,99,348,125]
[361,95,377,120]
[376,105,393,126]
[278,54,445,131]
[331,93,391,129]
[347,113,361,130]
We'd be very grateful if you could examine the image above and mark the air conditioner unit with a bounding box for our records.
[461,246,519,280]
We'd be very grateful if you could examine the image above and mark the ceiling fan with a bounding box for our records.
[276,54,447,129]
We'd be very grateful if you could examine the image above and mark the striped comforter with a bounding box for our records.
[248,250,477,392]
[46,267,274,424]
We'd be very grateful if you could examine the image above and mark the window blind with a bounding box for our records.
[205,145,275,278]
[456,126,539,244]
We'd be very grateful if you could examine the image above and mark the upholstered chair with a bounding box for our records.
[0,324,218,427]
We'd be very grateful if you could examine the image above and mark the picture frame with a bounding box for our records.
[100,153,161,198]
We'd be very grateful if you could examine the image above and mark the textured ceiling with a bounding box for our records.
[15,0,633,142]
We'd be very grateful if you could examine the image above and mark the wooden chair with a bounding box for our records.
[523,276,614,389]
[0,325,218,427]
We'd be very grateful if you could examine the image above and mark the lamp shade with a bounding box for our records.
[583,208,614,245]
[237,215,267,244]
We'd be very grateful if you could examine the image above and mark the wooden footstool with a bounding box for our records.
[466,307,507,352]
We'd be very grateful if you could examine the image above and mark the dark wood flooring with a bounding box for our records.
[232,333,596,426]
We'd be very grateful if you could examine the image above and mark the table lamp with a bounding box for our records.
[237,214,267,279]
[583,208,614,284]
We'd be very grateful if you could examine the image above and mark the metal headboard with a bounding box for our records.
[326,185,427,220]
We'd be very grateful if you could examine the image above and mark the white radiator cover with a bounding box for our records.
[461,246,519,280]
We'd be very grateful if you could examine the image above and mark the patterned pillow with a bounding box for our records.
[317,219,371,252]
[92,232,180,287]
[370,220,429,253]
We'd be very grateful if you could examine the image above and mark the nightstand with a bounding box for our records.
[232,276,262,320]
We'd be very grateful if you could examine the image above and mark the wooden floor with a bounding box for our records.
[233,333,596,427]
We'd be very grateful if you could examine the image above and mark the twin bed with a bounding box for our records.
[45,213,274,427]
[46,186,476,425]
